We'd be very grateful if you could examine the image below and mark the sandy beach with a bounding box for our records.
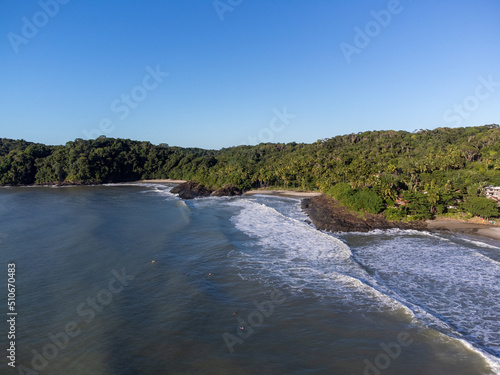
[138,179,187,184]
[243,189,322,198]
[426,219,500,241]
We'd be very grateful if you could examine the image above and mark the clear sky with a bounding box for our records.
[1,0,499,149]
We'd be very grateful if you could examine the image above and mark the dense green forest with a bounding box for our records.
[2,124,500,220]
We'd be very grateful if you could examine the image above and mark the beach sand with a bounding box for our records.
[138,179,187,184]
[426,219,500,241]
[243,189,322,198]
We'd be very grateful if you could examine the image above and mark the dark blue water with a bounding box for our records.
[0,184,499,374]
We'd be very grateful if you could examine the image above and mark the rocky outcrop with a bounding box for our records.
[211,184,243,197]
[170,181,213,199]
[301,195,427,232]
[170,181,244,199]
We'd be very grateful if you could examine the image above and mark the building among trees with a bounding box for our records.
[485,186,500,204]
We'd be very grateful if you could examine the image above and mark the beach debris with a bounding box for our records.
[208,273,212,277]
[151,260,155,263]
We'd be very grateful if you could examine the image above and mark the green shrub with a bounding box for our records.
[384,207,406,221]
[328,182,355,202]
[348,189,385,214]
[461,197,499,218]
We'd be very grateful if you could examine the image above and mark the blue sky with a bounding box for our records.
[1,0,499,149]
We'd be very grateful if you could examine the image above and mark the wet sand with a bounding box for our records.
[426,220,500,241]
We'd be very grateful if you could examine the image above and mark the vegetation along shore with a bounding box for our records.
[1,124,500,232]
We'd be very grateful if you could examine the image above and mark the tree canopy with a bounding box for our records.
[1,125,500,219]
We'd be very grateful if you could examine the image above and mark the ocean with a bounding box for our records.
[1,183,499,374]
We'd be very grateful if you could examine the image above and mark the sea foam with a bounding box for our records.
[228,196,500,371]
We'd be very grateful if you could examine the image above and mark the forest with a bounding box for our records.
[1,124,500,220]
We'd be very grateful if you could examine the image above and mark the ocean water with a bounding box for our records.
[1,183,499,375]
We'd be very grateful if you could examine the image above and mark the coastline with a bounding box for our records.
[5,178,500,243]
[301,195,500,243]
[6,176,500,244]
[137,179,187,184]
[301,195,426,233]
[243,189,322,198]
[33,177,498,242]
[426,219,500,241]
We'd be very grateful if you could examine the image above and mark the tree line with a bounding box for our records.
[1,124,500,219]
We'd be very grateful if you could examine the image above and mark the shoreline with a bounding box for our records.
[301,195,500,243]
[3,179,499,242]
[137,179,188,184]
[301,195,427,233]
[426,219,500,241]
[243,189,322,198]
[138,181,322,198]
[6,177,499,242]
